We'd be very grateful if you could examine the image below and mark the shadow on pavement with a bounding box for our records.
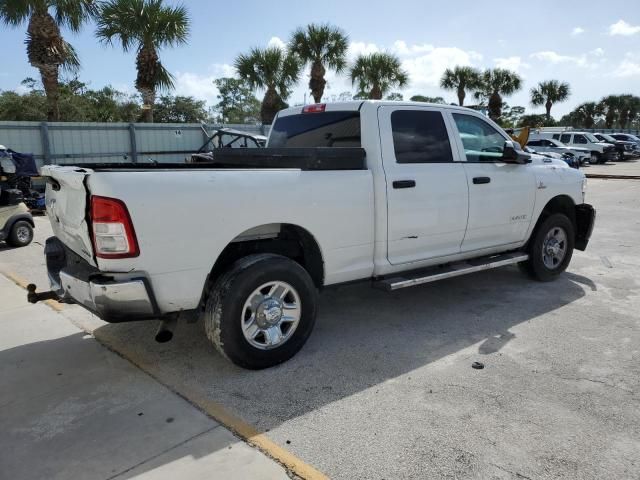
[93,265,590,437]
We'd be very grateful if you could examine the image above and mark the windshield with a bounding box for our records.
[600,134,615,142]
[269,111,361,148]
[585,133,599,142]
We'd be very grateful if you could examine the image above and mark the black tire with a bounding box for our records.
[520,213,574,282]
[7,221,33,247]
[204,254,318,369]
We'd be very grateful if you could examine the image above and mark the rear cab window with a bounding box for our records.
[268,111,361,148]
[390,110,453,163]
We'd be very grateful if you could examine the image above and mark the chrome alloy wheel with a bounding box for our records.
[542,226,568,270]
[241,281,301,350]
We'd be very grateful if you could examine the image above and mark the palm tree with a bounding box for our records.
[410,95,446,104]
[96,0,190,122]
[474,68,522,122]
[349,53,408,100]
[289,23,348,103]
[572,102,602,129]
[0,0,96,121]
[599,95,622,129]
[530,80,571,121]
[235,47,301,124]
[440,66,481,106]
[617,94,640,129]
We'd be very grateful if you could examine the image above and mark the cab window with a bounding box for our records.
[451,113,506,161]
[391,110,453,163]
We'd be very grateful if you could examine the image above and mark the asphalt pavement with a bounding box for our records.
[1,176,639,479]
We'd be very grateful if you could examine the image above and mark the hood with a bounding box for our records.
[528,152,568,168]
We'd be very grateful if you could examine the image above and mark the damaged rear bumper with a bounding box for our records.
[39,236,160,322]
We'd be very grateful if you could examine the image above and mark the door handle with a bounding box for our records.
[473,177,491,184]
[393,180,416,189]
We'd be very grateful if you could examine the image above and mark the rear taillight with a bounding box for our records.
[90,196,139,258]
[302,103,326,113]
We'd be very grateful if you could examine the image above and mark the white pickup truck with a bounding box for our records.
[30,101,595,369]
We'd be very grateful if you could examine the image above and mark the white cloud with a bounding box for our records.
[571,27,585,36]
[494,56,531,73]
[267,36,287,50]
[395,44,482,90]
[347,41,379,60]
[609,20,640,36]
[612,53,640,77]
[173,63,235,105]
[529,49,606,69]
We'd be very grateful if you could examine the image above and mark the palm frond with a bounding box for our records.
[289,23,348,72]
[60,40,80,73]
[0,0,33,26]
[53,0,98,32]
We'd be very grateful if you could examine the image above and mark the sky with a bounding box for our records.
[1,0,639,118]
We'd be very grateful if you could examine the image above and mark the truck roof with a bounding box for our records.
[276,100,476,118]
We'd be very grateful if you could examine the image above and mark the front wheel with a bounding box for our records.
[520,213,575,282]
[204,254,318,369]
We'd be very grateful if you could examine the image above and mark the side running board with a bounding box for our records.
[375,252,529,291]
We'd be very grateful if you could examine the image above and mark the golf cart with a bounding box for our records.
[0,145,35,248]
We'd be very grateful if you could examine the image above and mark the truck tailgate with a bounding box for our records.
[41,165,96,266]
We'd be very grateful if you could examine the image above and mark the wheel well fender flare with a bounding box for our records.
[3,213,35,234]
[528,195,576,244]
[199,223,325,313]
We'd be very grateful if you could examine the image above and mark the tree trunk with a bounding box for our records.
[545,99,552,121]
[457,86,465,106]
[26,12,68,121]
[309,62,326,104]
[369,84,382,100]
[261,87,280,125]
[135,45,160,123]
[488,92,502,122]
[40,65,60,121]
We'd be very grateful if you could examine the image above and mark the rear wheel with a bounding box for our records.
[520,213,574,282]
[204,254,318,369]
[7,221,33,247]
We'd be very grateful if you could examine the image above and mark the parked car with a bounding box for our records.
[526,138,590,165]
[31,101,595,369]
[523,146,579,169]
[592,133,636,160]
[609,133,640,150]
[535,131,616,164]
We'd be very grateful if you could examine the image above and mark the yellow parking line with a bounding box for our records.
[2,270,328,480]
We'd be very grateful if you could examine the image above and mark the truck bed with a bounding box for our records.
[70,148,367,171]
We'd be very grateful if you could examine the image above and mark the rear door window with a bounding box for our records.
[269,111,361,147]
[560,134,571,144]
[390,110,453,163]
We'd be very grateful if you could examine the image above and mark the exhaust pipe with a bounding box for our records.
[155,316,178,343]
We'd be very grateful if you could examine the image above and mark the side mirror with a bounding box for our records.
[502,140,531,164]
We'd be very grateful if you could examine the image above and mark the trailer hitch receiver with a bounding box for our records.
[27,284,60,304]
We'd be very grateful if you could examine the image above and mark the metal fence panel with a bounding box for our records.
[0,121,269,167]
